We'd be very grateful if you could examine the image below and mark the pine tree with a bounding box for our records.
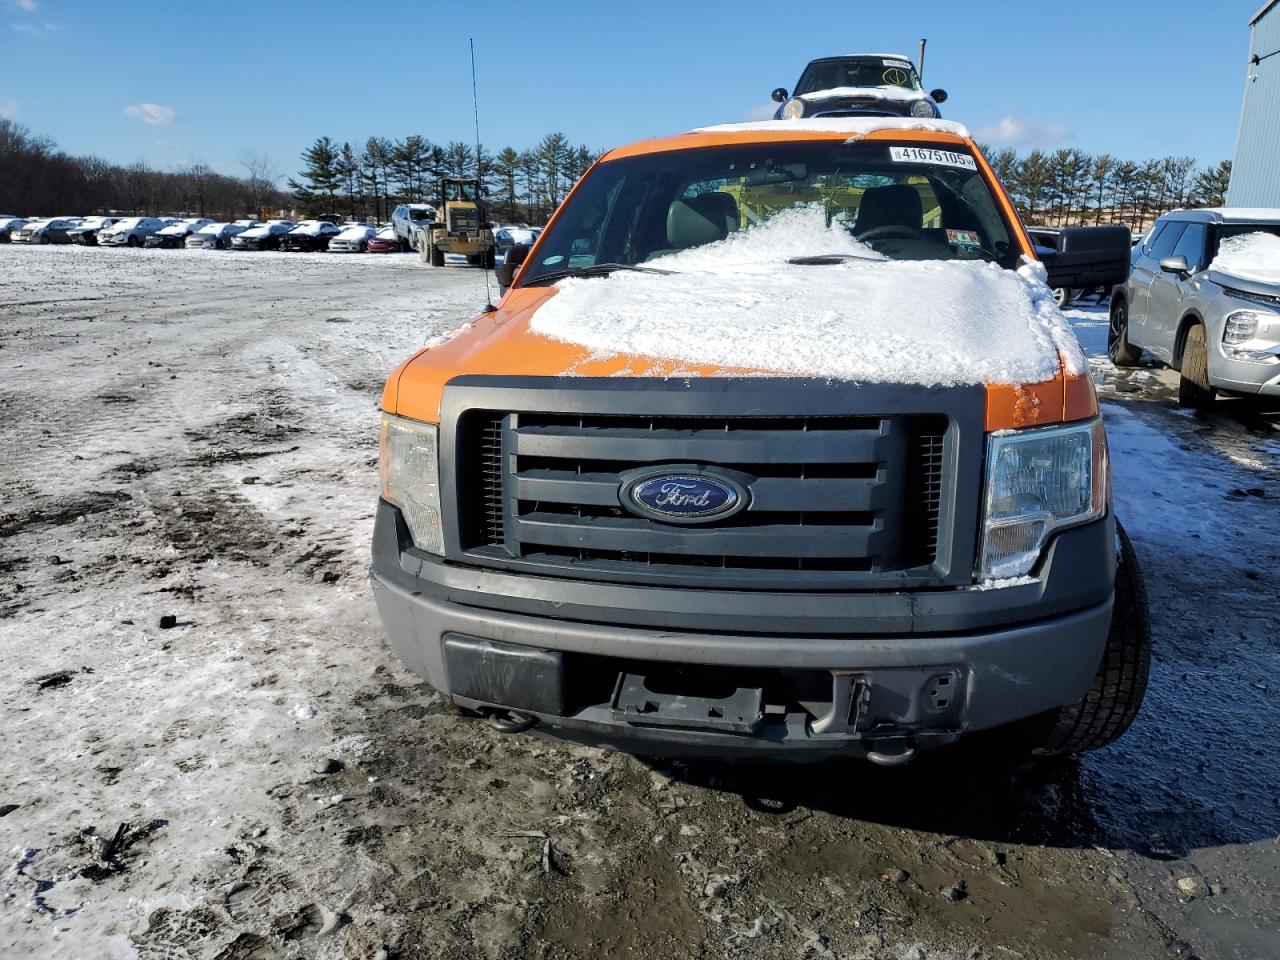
[288,136,341,217]
[336,142,361,220]
[493,146,521,222]
[1190,160,1231,207]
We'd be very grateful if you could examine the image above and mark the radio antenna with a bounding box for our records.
[471,38,496,312]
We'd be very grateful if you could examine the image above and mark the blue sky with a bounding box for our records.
[0,0,1259,181]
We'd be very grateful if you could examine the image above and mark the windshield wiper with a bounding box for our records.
[787,252,883,265]
[524,262,673,285]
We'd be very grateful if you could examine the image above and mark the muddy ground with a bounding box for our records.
[1,247,1278,960]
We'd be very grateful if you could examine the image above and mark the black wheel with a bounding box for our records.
[1054,286,1070,309]
[431,244,445,267]
[1178,323,1216,410]
[1108,298,1142,366]
[482,248,496,269]
[127,235,140,248]
[1030,523,1151,755]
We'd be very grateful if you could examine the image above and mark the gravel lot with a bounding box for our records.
[1,245,1278,960]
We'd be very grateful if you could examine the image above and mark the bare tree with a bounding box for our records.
[241,150,279,219]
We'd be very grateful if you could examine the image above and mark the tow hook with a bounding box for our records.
[485,709,538,734]
[865,739,916,767]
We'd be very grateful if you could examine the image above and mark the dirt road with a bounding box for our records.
[2,247,1277,960]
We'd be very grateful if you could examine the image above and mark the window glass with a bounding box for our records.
[521,140,1019,283]
[1211,222,1280,260]
[1170,223,1207,271]
[795,57,922,95]
[1147,221,1186,260]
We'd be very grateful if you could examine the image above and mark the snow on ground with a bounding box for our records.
[1209,230,1280,284]
[531,207,1082,385]
[1,244,1278,960]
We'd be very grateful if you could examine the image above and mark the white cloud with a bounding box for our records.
[13,0,38,10]
[124,102,177,126]
[745,102,778,121]
[0,96,17,120]
[973,115,1072,148]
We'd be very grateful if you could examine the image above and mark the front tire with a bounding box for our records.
[1054,287,1070,309]
[1108,298,1142,366]
[430,243,445,267]
[1178,323,1216,410]
[1029,523,1151,755]
[127,235,140,248]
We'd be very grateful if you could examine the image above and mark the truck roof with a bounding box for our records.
[1167,207,1280,224]
[600,118,972,162]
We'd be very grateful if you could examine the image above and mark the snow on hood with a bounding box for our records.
[528,207,1082,387]
[335,225,374,240]
[290,221,329,235]
[798,85,927,103]
[1208,231,1280,285]
[693,117,969,138]
[239,225,273,238]
[157,223,193,235]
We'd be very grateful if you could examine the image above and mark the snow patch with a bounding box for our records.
[692,117,970,138]
[1209,231,1280,285]
[528,206,1083,386]
[798,85,927,103]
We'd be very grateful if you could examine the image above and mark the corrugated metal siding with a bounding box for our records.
[1229,4,1280,206]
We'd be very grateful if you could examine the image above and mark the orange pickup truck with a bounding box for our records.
[371,118,1149,764]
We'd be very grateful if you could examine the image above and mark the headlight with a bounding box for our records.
[1223,310,1259,344]
[781,97,806,120]
[978,419,1107,580]
[380,414,444,555]
[911,98,938,118]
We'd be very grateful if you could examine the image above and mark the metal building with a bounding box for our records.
[1228,0,1280,206]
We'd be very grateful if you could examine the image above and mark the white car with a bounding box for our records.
[230,222,294,250]
[185,222,250,250]
[145,218,214,248]
[99,217,168,247]
[391,203,436,249]
[9,218,80,244]
[327,224,377,253]
[494,225,541,262]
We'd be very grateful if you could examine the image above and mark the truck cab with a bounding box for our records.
[374,119,1146,764]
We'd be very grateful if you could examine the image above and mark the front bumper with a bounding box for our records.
[370,499,1116,758]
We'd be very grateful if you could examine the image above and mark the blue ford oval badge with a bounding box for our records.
[624,472,744,523]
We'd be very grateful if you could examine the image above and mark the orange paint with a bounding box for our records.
[386,125,1098,432]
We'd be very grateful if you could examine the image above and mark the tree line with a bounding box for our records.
[981,145,1232,230]
[0,118,288,220]
[288,133,599,225]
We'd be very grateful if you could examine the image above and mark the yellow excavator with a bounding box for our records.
[416,177,496,267]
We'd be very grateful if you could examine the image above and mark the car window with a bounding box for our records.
[1147,221,1186,261]
[1170,223,1207,272]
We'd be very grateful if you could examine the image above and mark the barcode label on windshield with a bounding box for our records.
[889,146,976,170]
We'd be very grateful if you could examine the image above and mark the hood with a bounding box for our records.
[799,85,927,104]
[157,224,190,235]
[386,209,1091,428]
[335,227,373,240]
[239,226,272,238]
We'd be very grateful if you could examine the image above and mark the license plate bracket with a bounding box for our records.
[610,672,764,734]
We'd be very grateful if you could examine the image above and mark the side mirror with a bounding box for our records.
[771,87,789,103]
[494,242,531,293]
[1040,225,1132,292]
[930,88,948,104]
[1159,255,1191,277]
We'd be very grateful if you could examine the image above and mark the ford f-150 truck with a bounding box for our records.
[371,117,1149,764]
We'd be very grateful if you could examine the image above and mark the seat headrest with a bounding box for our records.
[667,192,740,249]
[854,184,923,235]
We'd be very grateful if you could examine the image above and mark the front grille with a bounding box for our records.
[457,409,951,590]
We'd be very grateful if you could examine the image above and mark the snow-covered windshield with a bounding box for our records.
[795,57,921,96]
[520,139,1016,285]
[1210,231,1280,284]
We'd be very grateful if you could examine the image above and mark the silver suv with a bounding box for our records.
[1110,208,1280,407]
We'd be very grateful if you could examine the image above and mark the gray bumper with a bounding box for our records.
[370,502,1116,758]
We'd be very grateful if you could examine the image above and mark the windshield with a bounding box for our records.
[796,57,921,96]
[520,140,1017,285]
[408,207,432,220]
[443,181,478,202]
[1213,223,1280,259]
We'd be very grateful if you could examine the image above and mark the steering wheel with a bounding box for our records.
[856,223,924,244]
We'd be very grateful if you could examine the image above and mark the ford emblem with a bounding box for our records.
[622,470,746,524]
